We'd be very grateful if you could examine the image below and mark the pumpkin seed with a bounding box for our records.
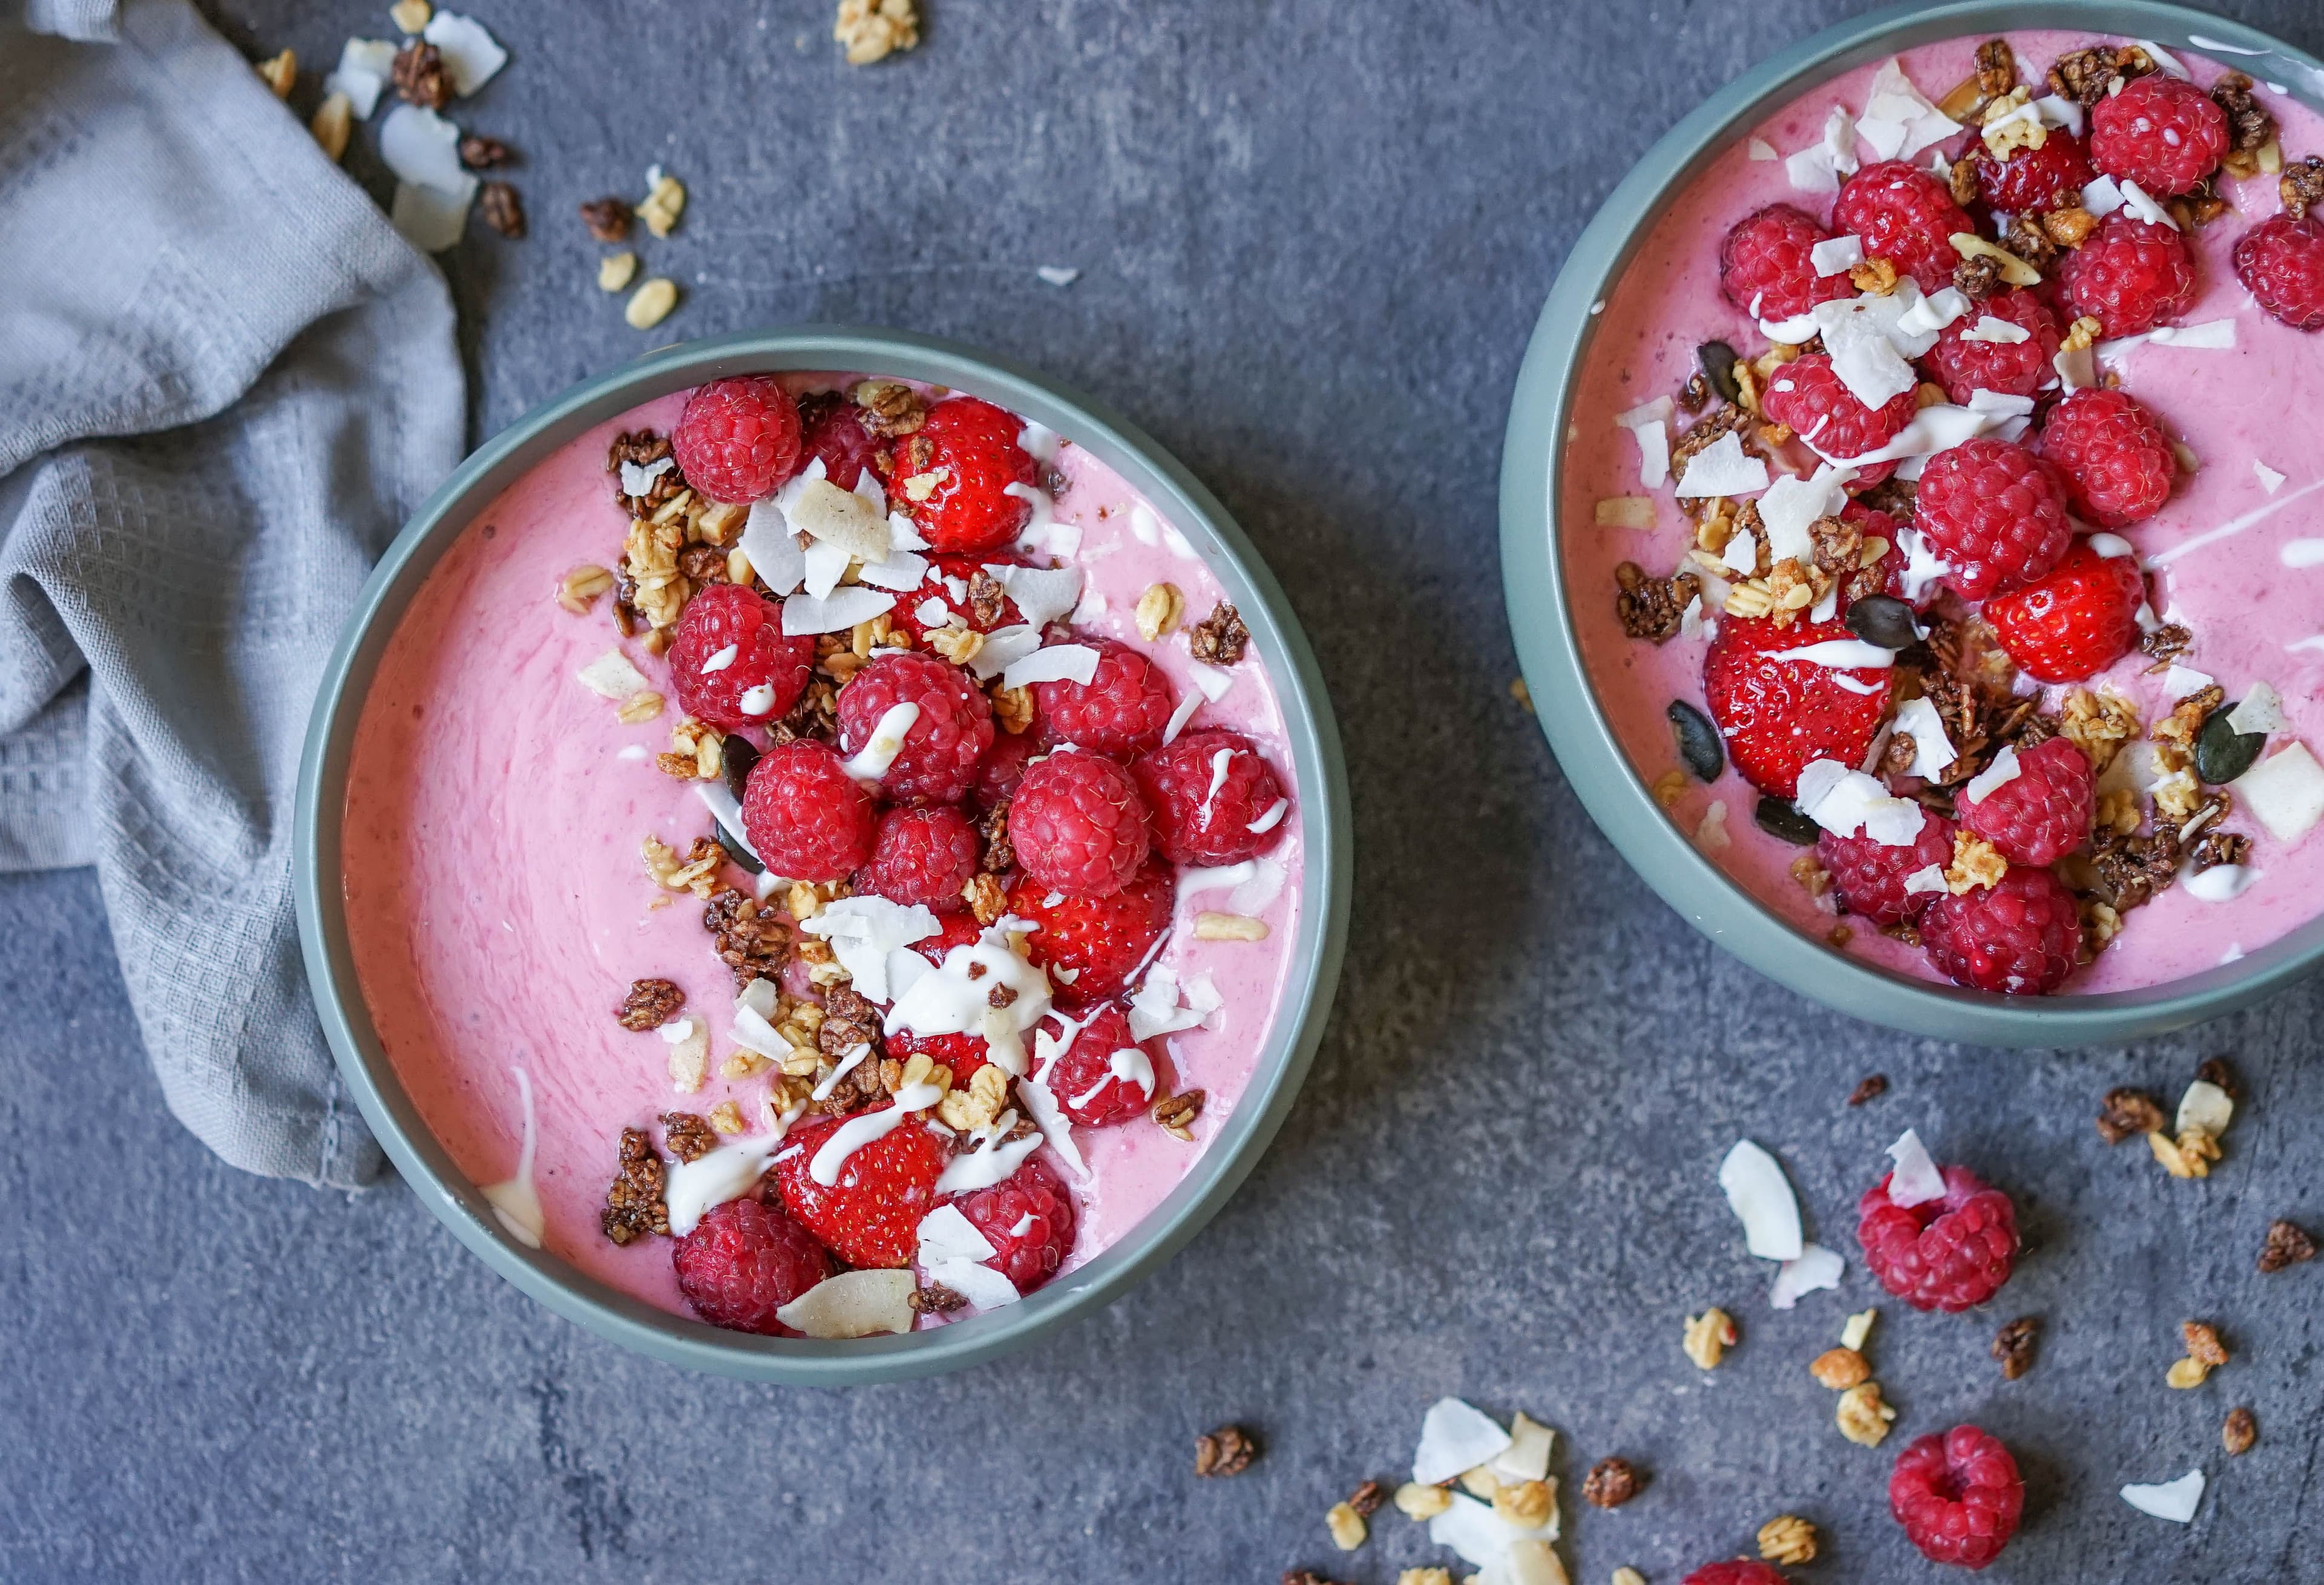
[1845,594,1918,651]
[1667,700,1725,783]
[1697,341,1743,407]
[2196,707,2265,785]
[721,733,761,802]
[1755,796,1822,845]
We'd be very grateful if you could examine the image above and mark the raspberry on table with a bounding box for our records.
[836,651,995,805]
[1701,615,1890,799]
[1858,1161,2021,1311]
[887,396,1038,554]
[1008,856,1175,1006]
[2090,73,2230,195]
[1968,130,2095,213]
[1039,1002,1160,1126]
[1819,807,1956,926]
[741,740,878,881]
[971,728,1042,813]
[1889,1425,2025,1569]
[855,804,981,910]
[1009,749,1152,898]
[1033,637,1180,756]
[2057,213,2198,338]
[1833,159,1976,292]
[775,1106,948,1268]
[666,582,818,732]
[671,1196,831,1335]
[2034,387,2177,528]
[2233,212,2324,332]
[1718,204,1856,321]
[1914,439,2072,600]
[1958,737,2095,866]
[949,1151,1078,1295]
[1983,540,2147,683]
[798,392,884,490]
[1919,864,2082,994]
[1681,1564,1792,1585]
[1923,289,2063,405]
[1130,730,1289,865]
[671,375,803,504]
[1759,353,1919,465]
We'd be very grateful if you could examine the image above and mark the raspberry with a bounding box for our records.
[949,1151,1077,1295]
[1818,807,1956,926]
[2058,214,2198,338]
[666,582,818,732]
[798,393,882,490]
[1033,637,1179,756]
[971,729,1041,813]
[1701,615,1889,799]
[888,397,1037,554]
[2090,73,2229,196]
[1833,160,1976,292]
[1957,737,2093,866]
[1919,865,2082,995]
[1889,1426,2025,1569]
[1914,439,2072,600]
[1968,130,2095,213]
[1923,290,2063,405]
[671,1196,830,1335]
[671,376,803,504]
[1039,1002,1159,1126]
[884,551,1028,645]
[775,1106,947,1268]
[2233,212,2324,332]
[2035,388,2178,529]
[1009,750,1152,898]
[1718,204,1855,322]
[1681,1566,1791,1585]
[1008,856,1175,1006]
[1983,540,2147,683]
[855,805,980,910]
[740,740,878,881]
[1130,730,1289,865]
[835,651,994,805]
[1759,353,1918,465]
[1859,1161,2021,1311]
[1843,502,1934,611]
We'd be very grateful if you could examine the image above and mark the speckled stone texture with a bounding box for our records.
[6,1,2323,1580]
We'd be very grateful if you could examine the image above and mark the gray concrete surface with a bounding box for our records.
[6,1,2323,1580]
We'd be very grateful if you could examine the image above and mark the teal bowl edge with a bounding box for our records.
[294,326,1353,1383]
[1498,1,2324,1049]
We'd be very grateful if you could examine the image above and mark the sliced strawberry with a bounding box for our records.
[775,1106,948,1268]
[1702,615,1890,799]
[1983,540,2146,683]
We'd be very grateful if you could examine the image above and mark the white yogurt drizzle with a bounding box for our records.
[842,701,921,783]
[809,1105,914,1186]
[482,1065,544,1249]
[2147,476,2324,568]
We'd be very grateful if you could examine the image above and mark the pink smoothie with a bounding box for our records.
[1561,31,2324,993]
[343,377,1302,1327]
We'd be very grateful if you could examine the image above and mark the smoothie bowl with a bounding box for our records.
[1503,1,2324,1045]
[295,329,1349,1382]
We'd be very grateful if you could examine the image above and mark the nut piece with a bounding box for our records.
[1135,581,1185,641]
[254,48,295,99]
[597,252,639,293]
[637,171,686,238]
[1846,1074,1888,1107]
[1194,911,1268,942]
[1348,1480,1387,1518]
[2260,1218,2317,1273]
[1836,1381,1897,1447]
[1810,1347,1871,1390]
[2223,1406,2258,1455]
[1759,1515,1818,1566]
[1397,1571,1456,1585]
[1193,1424,1257,1477]
[1493,1479,1554,1528]
[2165,1356,2212,1390]
[580,197,634,243]
[1188,600,1251,666]
[1682,1307,1736,1370]
[310,92,353,162]
[626,278,680,331]
[391,40,450,110]
[2096,1086,2166,1143]
[1612,1572,1648,1585]
[2184,1321,2228,1367]
[1151,1088,1205,1138]
[834,0,921,64]
[390,0,432,33]
[1392,1482,1454,1520]
[1992,1316,2040,1380]
[1324,1501,1366,1552]
[1583,1457,1641,1509]
[479,181,525,240]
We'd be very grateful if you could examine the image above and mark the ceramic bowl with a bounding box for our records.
[1498,1,2324,1046]
[295,327,1350,1382]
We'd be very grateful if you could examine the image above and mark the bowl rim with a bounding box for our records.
[293,325,1352,1383]
[1497,0,2324,1047]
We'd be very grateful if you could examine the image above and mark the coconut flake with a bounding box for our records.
[916,1203,997,1264]
[2132,39,2191,77]
[1963,315,2032,344]
[1795,760,1925,847]
[2118,177,2179,229]
[1719,1140,1805,1261]
[1128,964,1219,1042]
[1428,1493,1560,1567]
[421,11,507,96]
[2119,1469,2204,1524]
[1034,264,1080,287]
[1885,1129,1946,1207]
[967,624,1043,681]
[1675,431,1770,497]
[324,39,395,117]
[783,586,896,636]
[1002,643,1101,691]
[1413,1398,1514,1485]
[1756,465,1856,565]
[1192,665,1236,703]
[1160,689,1204,746]
[389,179,474,253]
[856,548,930,593]
[2161,665,2217,701]
[789,476,891,562]
[576,648,649,699]
[741,499,808,595]
[1785,105,1859,194]
[1771,1242,1845,1309]
[1903,864,1948,896]
[694,783,760,865]
[1963,745,2023,803]
[1748,137,1779,160]
[775,1269,916,1338]
[2178,1078,2234,1138]
[1619,415,1671,490]
[2235,742,2324,842]
[1896,286,1969,336]
[665,1141,775,1236]
[983,563,1083,630]
[379,104,467,192]
[1490,1413,1555,1483]
[2227,682,2288,736]
[799,897,941,1002]
[1891,695,1957,779]
[1811,234,1866,276]
[2254,461,2286,495]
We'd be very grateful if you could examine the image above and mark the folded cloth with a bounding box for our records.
[0,0,465,1187]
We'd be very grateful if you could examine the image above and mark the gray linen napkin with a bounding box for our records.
[0,0,466,1187]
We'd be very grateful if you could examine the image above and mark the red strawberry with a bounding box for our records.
[1983,540,2145,682]
[888,397,1037,554]
[1008,856,1175,1007]
[775,1106,948,1268]
[1702,615,1889,799]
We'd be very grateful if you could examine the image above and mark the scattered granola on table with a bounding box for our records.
[2259,1218,2316,1273]
[1193,1424,1258,1477]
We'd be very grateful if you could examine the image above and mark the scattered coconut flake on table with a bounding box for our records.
[1035,265,1080,287]
[576,649,649,700]
[783,586,896,635]
[1885,1129,1946,1206]
[389,179,475,253]
[1428,1492,1561,1568]
[1675,431,1770,497]
[379,104,467,191]
[2178,1078,2234,1139]
[324,38,396,117]
[1491,1413,1555,1483]
[422,10,507,96]
[1771,1242,1845,1310]
[2234,743,2324,842]
[1412,1398,1512,1485]
[1719,1140,1804,1262]
[2120,1469,2204,1523]
[775,1269,916,1338]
